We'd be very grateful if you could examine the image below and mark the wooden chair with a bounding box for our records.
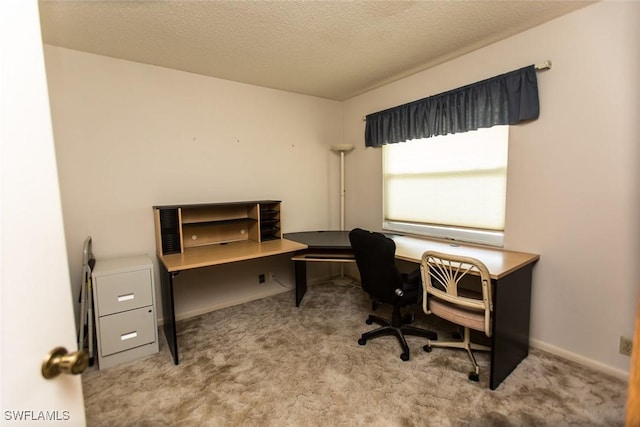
[420,250,492,381]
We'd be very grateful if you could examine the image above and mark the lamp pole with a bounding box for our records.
[330,144,354,285]
[330,144,354,231]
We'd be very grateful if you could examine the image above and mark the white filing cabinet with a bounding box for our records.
[92,255,159,369]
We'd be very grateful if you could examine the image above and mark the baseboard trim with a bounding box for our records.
[155,316,630,382]
[154,280,630,383]
[156,274,338,327]
[158,286,291,326]
[530,338,629,381]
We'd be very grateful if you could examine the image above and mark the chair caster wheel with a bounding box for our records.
[365,318,373,325]
[468,372,479,382]
[401,353,410,361]
[423,345,432,352]
[358,338,366,345]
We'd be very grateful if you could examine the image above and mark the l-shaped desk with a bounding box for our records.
[156,226,538,391]
[284,231,540,390]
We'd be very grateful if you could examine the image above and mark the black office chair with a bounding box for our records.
[349,228,437,361]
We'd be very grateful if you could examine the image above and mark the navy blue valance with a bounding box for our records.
[364,65,539,147]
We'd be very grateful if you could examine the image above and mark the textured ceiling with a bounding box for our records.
[38,0,592,101]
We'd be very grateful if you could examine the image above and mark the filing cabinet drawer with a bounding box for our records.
[99,307,156,357]
[95,269,152,316]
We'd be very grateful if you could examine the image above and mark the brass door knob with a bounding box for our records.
[41,347,89,379]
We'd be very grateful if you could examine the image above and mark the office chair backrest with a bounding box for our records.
[349,228,403,303]
[421,250,493,336]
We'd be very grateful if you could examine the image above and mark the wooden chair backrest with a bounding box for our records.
[421,250,492,336]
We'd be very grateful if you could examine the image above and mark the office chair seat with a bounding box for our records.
[349,228,437,361]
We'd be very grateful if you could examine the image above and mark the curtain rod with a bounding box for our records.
[362,60,551,121]
[535,60,552,70]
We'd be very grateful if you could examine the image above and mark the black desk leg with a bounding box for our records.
[294,261,307,307]
[159,261,179,365]
[489,264,533,390]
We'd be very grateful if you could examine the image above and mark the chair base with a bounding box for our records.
[423,327,490,381]
[359,309,437,361]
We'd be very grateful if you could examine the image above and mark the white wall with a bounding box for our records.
[44,46,343,321]
[342,1,639,376]
[44,1,639,378]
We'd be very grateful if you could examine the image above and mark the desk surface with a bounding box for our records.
[158,238,308,273]
[284,231,539,280]
[391,235,539,280]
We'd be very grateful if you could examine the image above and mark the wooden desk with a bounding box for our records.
[285,231,540,390]
[158,239,307,365]
[160,239,307,273]
[153,201,308,364]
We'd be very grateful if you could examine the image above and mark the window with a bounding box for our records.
[382,126,509,247]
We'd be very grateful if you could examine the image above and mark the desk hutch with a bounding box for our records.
[152,200,308,364]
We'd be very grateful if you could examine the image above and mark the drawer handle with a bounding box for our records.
[118,293,135,302]
[121,331,138,341]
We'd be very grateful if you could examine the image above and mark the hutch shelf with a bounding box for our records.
[153,200,283,256]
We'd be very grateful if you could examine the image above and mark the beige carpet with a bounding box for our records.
[82,282,627,426]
